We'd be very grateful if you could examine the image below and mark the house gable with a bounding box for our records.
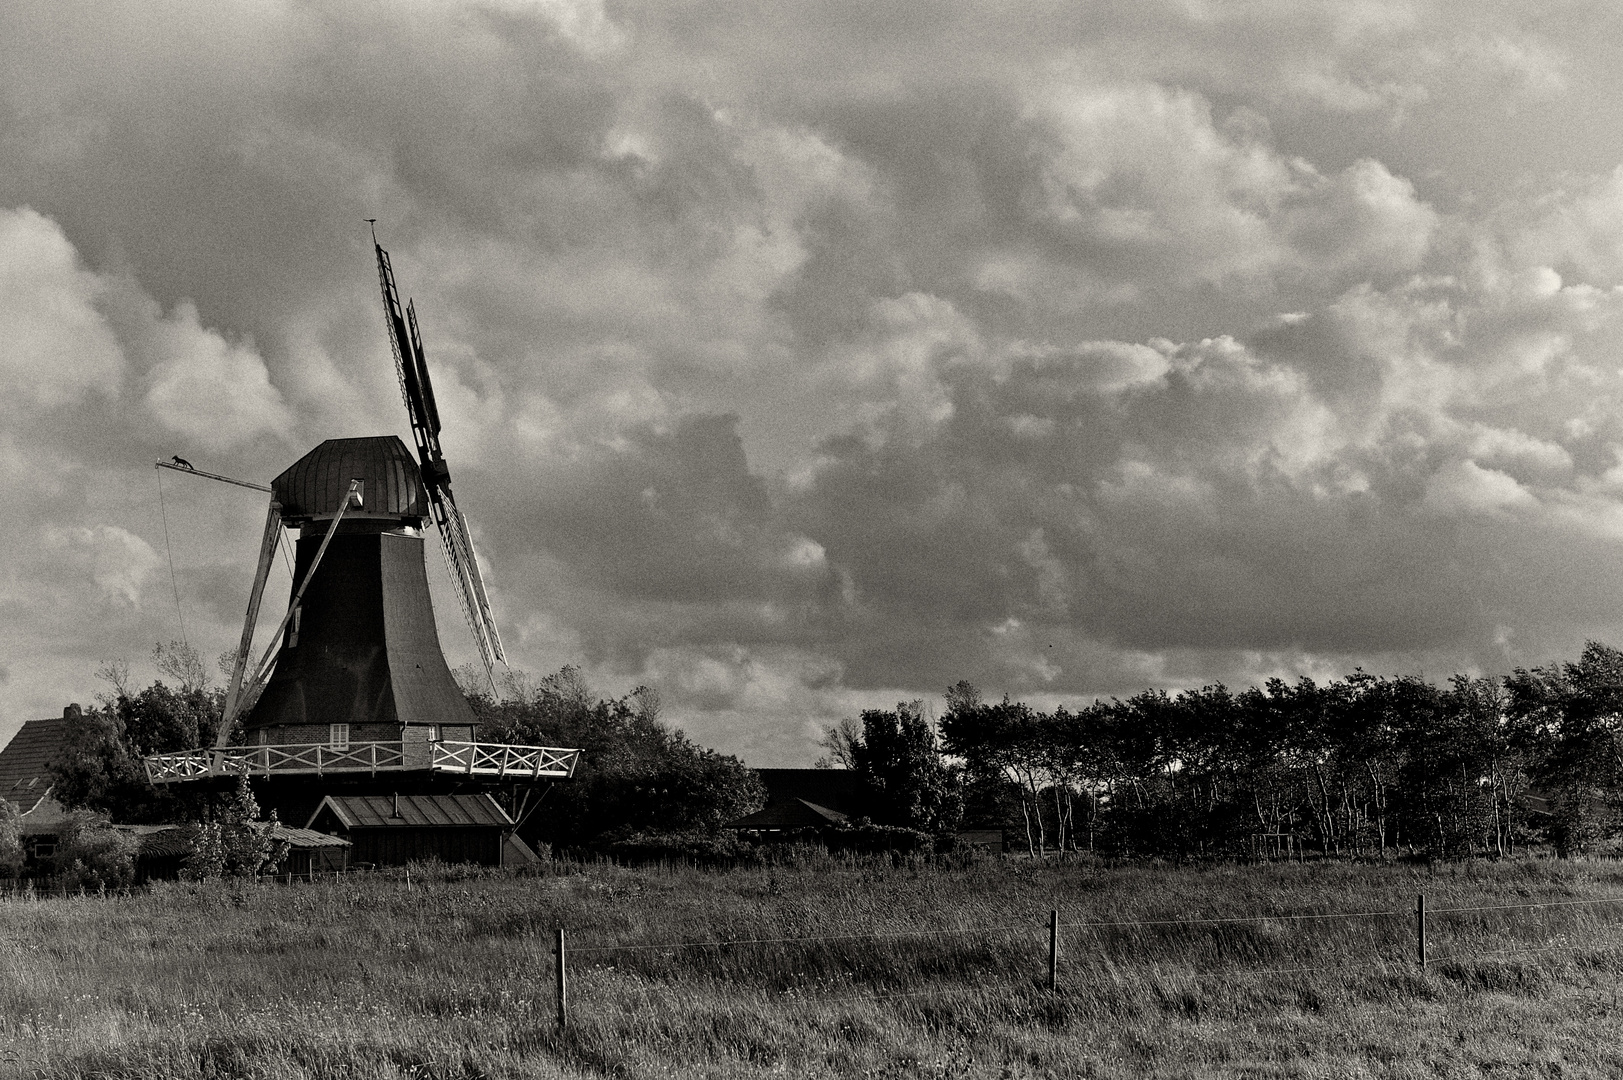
[0,711,78,816]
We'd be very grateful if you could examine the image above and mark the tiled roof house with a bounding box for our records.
[0,707,83,862]
[0,710,78,817]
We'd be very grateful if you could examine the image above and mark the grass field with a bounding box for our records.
[9,854,1623,1078]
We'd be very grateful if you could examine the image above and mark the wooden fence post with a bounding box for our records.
[555,928,568,1028]
[1048,909,1059,990]
[1416,893,1426,971]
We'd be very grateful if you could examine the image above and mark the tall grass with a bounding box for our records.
[8,855,1623,1077]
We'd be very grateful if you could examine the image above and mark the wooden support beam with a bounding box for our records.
[218,501,283,747]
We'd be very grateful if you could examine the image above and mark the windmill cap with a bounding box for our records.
[273,436,427,522]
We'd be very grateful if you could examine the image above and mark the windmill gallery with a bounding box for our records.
[138,236,583,868]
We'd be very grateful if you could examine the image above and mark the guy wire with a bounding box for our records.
[155,467,188,645]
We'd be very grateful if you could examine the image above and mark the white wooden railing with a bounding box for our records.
[143,740,581,784]
[429,740,582,779]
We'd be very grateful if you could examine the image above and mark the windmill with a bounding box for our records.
[145,236,578,849]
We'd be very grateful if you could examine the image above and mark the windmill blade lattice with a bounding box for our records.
[434,492,506,673]
[373,237,506,683]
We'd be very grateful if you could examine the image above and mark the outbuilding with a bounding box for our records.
[305,792,532,867]
[271,825,353,878]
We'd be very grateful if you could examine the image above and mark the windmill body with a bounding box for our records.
[245,436,476,747]
[144,243,579,857]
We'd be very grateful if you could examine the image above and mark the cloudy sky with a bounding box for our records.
[6,1,1623,763]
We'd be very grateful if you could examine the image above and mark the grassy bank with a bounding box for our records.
[8,855,1623,1077]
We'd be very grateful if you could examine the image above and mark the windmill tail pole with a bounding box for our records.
[154,460,272,493]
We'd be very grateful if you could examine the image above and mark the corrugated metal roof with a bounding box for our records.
[306,793,513,830]
[112,823,353,859]
[271,825,352,848]
[0,716,74,811]
[272,436,427,521]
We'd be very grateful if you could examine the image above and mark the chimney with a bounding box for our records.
[63,704,82,720]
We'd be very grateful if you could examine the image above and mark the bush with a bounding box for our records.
[182,777,286,879]
[466,668,767,849]
[55,812,138,890]
[0,799,22,877]
[825,819,935,855]
[603,829,758,865]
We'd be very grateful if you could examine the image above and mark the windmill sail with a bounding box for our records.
[373,240,506,681]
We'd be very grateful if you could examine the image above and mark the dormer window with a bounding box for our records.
[330,724,349,750]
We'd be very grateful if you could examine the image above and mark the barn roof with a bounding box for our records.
[306,793,513,830]
[272,436,427,522]
[755,768,863,816]
[113,822,353,859]
[271,825,352,848]
[0,715,75,814]
[729,798,848,830]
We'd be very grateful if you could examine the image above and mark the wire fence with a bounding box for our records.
[9,871,1623,1017]
[549,891,1623,1023]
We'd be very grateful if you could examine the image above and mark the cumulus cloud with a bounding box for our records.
[43,525,161,608]
[140,301,292,451]
[0,207,123,407]
[9,0,1623,762]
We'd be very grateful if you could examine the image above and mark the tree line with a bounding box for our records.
[898,641,1623,860]
[37,638,1623,872]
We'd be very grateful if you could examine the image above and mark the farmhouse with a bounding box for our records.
[0,706,80,866]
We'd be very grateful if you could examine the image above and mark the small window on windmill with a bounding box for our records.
[330,724,349,751]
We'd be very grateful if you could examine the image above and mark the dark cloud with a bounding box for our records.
[6,0,1623,763]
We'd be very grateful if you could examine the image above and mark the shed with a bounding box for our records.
[271,824,352,878]
[115,824,189,882]
[305,792,513,867]
[112,822,355,881]
[954,828,1008,851]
